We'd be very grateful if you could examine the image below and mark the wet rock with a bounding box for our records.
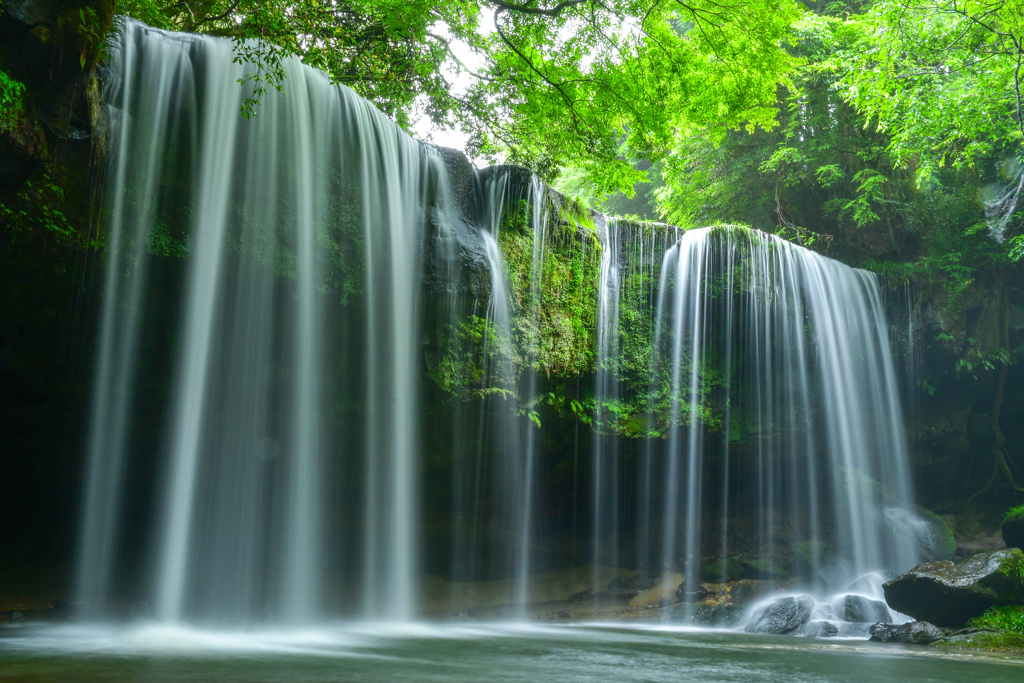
[882,548,1024,626]
[869,621,943,644]
[868,622,901,643]
[744,595,814,634]
[568,589,595,603]
[675,583,709,603]
[932,628,1024,654]
[902,621,945,644]
[658,598,673,608]
[1003,515,1024,551]
[5,0,60,26]
[841,595,891,623]
[804,620,838,638]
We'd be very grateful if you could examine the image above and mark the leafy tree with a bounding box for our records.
[116,0,803,191]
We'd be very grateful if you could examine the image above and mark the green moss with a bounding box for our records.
[0,69,25,134]
[968,606,1024,635]
[932,628,1024,654]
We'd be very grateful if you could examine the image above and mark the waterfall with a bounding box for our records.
[77,20,927,626]
[79,20,443,622]
[622,227,920,589]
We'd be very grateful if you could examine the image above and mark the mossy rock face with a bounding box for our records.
[932,628,1024,654]
[1004,505,1024,551]
[883,548,1024,627]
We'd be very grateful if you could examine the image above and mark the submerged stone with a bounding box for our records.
[744,596,814,634]
[883,548,1024,626]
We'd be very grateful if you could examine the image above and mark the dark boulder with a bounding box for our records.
[882,548,1024,626]
[804,620,838,638]
[868,621,943,644]
[744,595,814,635]
[1004,515,1024,551]
[567,589,595,603]
[840,595,891,623]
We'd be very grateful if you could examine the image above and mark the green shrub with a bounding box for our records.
[1005,504,1024,524]
[967,606,1024,635]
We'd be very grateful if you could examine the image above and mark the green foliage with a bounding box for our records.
[1006,504,1024,524]
[831,0,1024,172]
[0,172,77,245]
[115,0,803,193]
[498,194,600,378]
[0,68,25,133]
[968,606,1024,635]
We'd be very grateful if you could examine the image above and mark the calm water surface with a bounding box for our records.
[1,622,1022,682]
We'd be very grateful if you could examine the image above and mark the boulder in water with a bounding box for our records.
[868,621,943,644]
[882,548,1024,626]
[840,595,891,623]
[744,595,814,634]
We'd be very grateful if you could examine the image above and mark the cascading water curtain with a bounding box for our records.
[630,227,920,591]
[79,20,925,627]
[78,19,446,623]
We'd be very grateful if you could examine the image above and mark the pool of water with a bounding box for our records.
[1,622,1022,682]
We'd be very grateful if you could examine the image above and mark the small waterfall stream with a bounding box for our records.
[77,21,934,626]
